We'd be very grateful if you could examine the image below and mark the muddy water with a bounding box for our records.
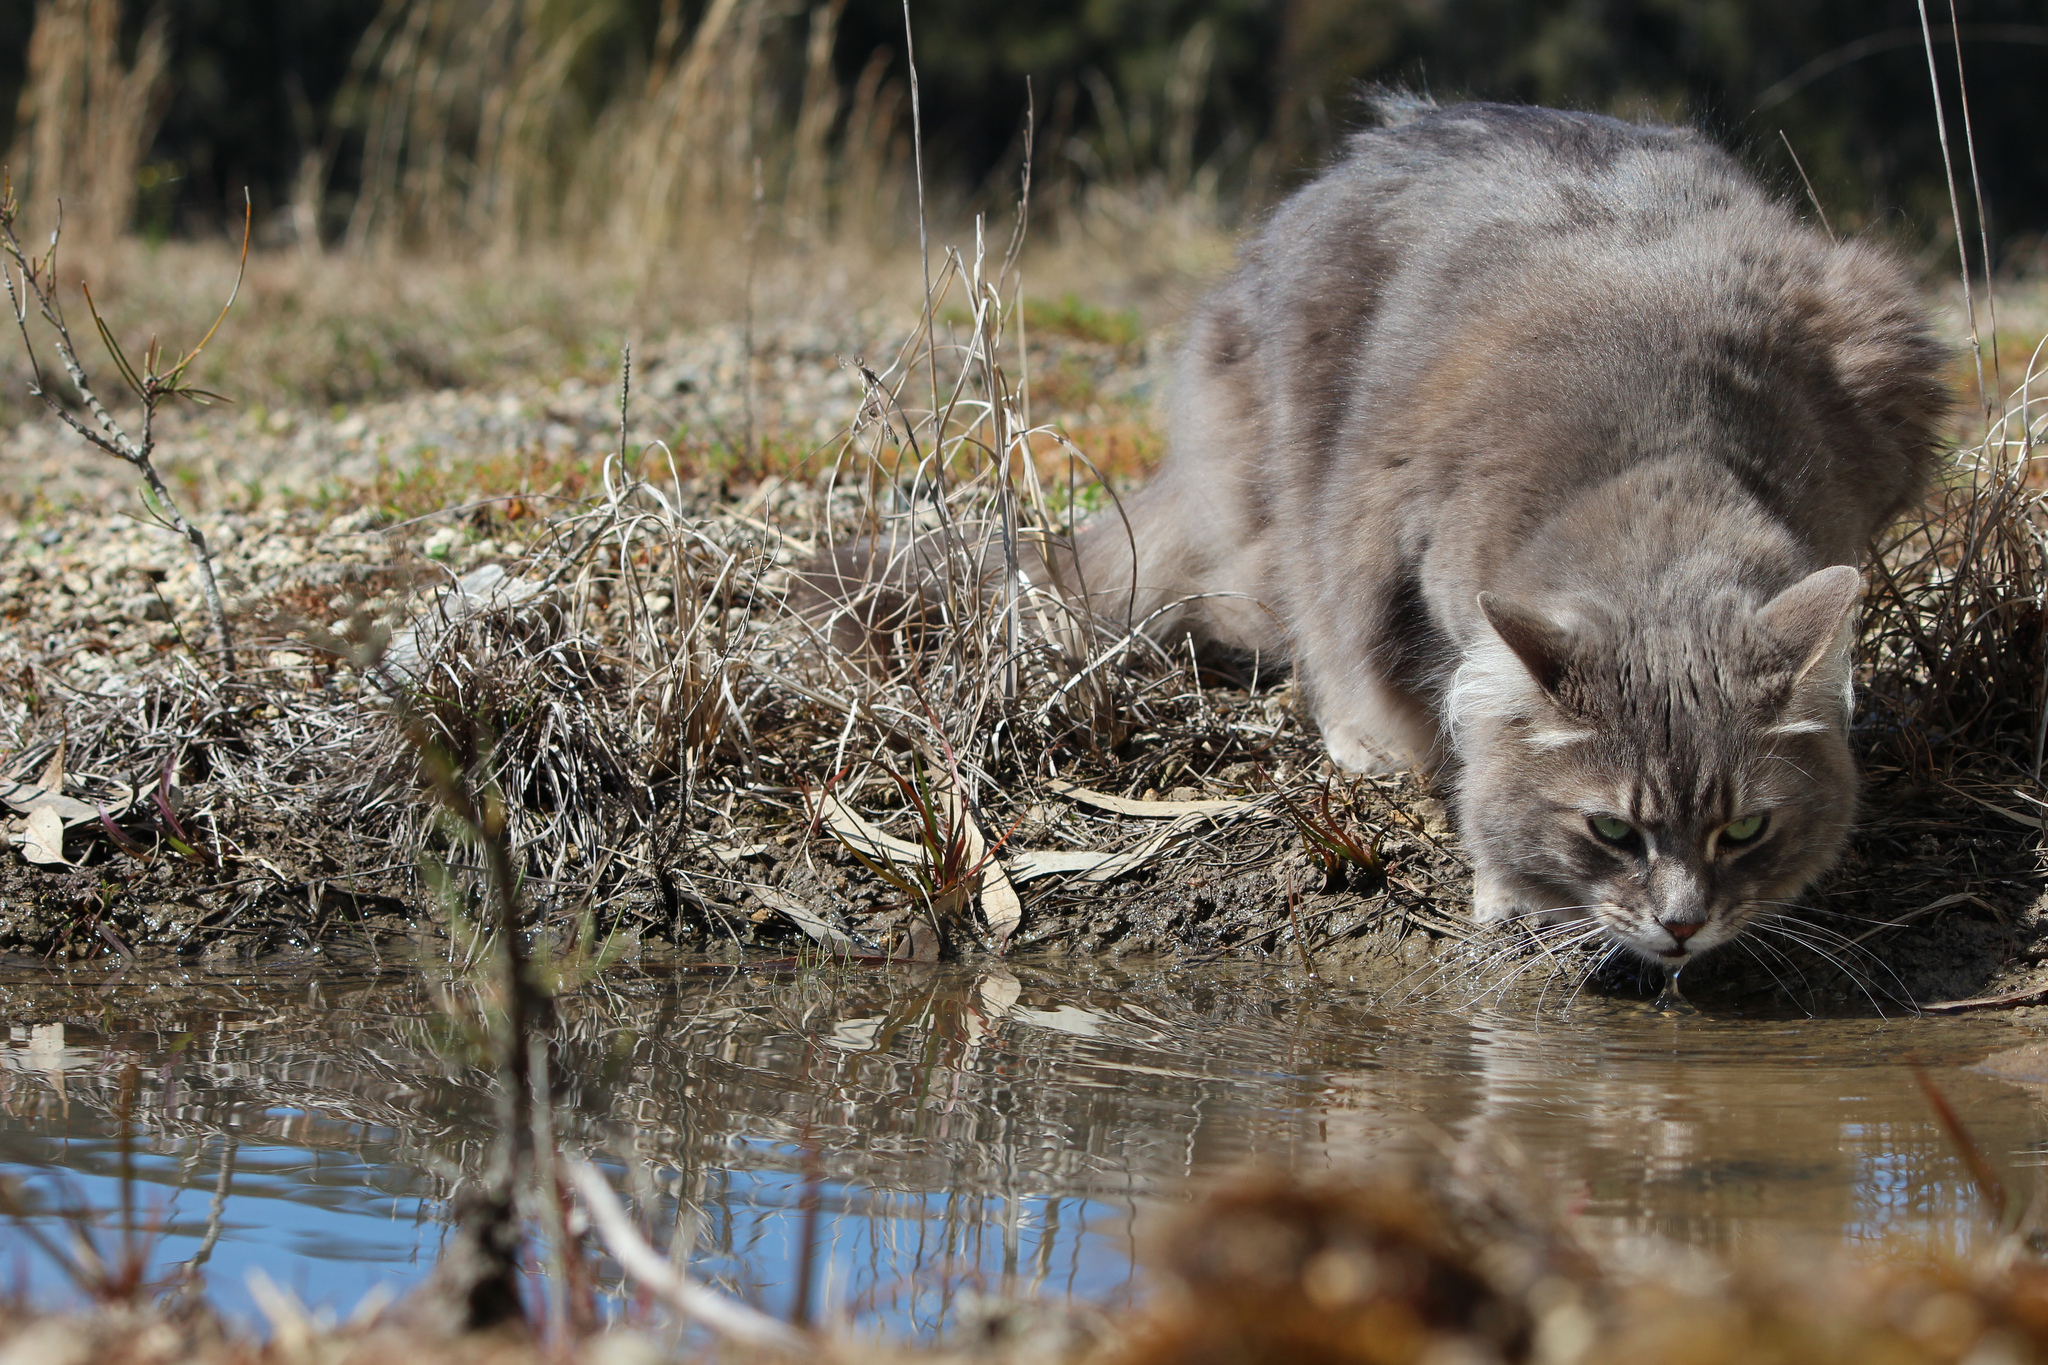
[2,957,2046,1335]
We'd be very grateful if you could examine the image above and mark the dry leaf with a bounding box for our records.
[821,794,924,862]
[1044,778,1254,818]
[748,886,858,954]
[17,805,69,865]
[895,914,941,962]
[930,771,1023,952]
[1006,848,1125,881]
[0,738,131,827]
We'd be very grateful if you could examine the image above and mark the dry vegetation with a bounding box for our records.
[20,1149,2048,1364]
[0,0,2044,1014]
[6,2,2048,1357]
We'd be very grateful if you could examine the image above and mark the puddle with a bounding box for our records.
[1,958,2044,1335]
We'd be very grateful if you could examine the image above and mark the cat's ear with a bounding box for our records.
[1758,565,1860,685]
[1476,592,1577,697]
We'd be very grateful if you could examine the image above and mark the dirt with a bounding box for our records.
[0,314,2041,1015]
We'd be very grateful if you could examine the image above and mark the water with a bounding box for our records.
[2,956,2044,1336]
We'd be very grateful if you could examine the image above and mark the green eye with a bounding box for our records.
[1721,814,1766,846]
[1589,815,1635,843]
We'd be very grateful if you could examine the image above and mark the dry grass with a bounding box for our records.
[5,0,169,253]
[1862,306,2048,779]
[331,0,907,257]
[18,1152,2048,1364]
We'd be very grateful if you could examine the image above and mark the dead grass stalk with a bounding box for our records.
[6,0,169,251]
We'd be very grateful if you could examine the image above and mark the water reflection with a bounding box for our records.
[0,959,2043,1334]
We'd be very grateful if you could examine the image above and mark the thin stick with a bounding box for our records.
[0,186,248,679]
[743,156,762,469]
[567,1157,807,1351]
[902,0,939,453]
[1917,0,1990,421]
[1946,0,2002,408]
[1912,1060,2009,1225]
[1778,130,1835,243]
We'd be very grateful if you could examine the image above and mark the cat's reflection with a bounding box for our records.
[1314,1006,2016,1254]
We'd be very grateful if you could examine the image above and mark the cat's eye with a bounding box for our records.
[1719,814,1767,847]
[1588,815,1636,844]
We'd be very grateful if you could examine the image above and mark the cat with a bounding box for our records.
[1064,97,1949,965]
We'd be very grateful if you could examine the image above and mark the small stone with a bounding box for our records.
[121,593,170,622]
[422,526,463,560]
[1410,797,1452,836]
[325,507,381,536]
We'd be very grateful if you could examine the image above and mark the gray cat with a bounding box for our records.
[1068,98,1949,965]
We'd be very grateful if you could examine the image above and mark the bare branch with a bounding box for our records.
[0,177,239,679]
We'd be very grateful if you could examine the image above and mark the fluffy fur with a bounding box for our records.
[1067,99,1949,963]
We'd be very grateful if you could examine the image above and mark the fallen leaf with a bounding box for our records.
[747,886,858,954]
[1044,778,1254,818]
[1006,848,1125,880]
[17,805,69,865]
[895,914,941,962]
[821,795,925,863]
[930,767,1023,952]
[0,740,131,827]
[1923,983,2048,1015]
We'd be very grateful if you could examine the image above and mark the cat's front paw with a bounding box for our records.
[1322,726,1405,776]
[1471,867,1531,924]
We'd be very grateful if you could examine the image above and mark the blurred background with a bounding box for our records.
[0,0,2042,437]
[3,0,2044,263]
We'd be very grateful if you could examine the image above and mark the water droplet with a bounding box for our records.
[1653,966,1698,1015]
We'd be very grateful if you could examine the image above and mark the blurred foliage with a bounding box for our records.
[1,0,2044,258]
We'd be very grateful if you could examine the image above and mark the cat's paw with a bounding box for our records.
[1322,727,1405,775]
[1470,868,1530,924]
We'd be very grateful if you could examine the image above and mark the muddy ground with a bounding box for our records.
[0,311,2042,1016]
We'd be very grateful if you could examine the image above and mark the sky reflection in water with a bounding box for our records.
[1,958,2042,1334]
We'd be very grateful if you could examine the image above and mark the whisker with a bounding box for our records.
[1563,942,1626,1015]
[1751,899,1920,930]
[1747,916,1903,1016]
[1736,934,1817,1018]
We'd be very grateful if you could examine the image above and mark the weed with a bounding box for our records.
[0,182,248,678]
[1260,768,1385,894]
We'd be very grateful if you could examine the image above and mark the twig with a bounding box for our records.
[1911,1061,2009,1224]
[566,1157,807,1352]
[0,181,248,678]
[1917,0,1990,420]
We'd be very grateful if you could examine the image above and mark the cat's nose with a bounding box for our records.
[1661,919,1702,942]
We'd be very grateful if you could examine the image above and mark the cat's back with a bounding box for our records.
[1183,97,1945,587]
[1242,98,1814,421]
[1265,98,1757,280]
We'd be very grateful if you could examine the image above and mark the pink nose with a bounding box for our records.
[1663,920,1701,942]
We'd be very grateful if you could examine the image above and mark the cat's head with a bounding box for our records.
[1448,565,1861,963]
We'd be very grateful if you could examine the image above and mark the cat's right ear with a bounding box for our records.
[1477,593,1576,698]
[1757,565,1861,685]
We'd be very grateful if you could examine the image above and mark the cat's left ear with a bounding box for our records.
[1758,565,1861,686]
